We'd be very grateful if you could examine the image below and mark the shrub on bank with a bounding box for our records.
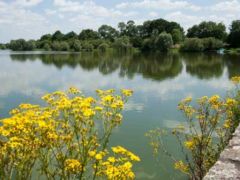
[154,32,173,52]
[98,42,109,52]
[180,37,224,52]
[180,38,204,52]
[202,37,224,51]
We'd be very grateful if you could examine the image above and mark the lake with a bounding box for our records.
[0,50,240,179]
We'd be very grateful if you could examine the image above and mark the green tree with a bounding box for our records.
[118,22,127,36]
[202,37,224,50]
[154,32,173,52]
[98,43,109,52]
[70,40,81,52]
[40,34,52,41]
[43,43,51,51]
[59,42,70,51]
[180,38,204,52]
[0,44,6,49]
[82,42,94,51]
[112,36,132,52]
[98,25,119,41]
[64,31,78,40]
[228,20,240,47]
[52,30,64,41]
[171,28,184,44]
[51,41,61,51]
[79,29,99,40]
[142,38,155,51]
[9,39,36,51]
[187,21,227,40]
[142,18,184,38]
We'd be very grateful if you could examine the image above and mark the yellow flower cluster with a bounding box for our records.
[0,88,139,180]
[184,139,195,150]
[96,146,140,180]
[231,76,240,85]
[64,159,82,174]
[174,161,189,174]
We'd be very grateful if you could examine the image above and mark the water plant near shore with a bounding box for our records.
[0,88,140,179]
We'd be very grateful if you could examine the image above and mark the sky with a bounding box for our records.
[0,0,240,43]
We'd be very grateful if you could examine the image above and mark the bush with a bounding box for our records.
[0,44,6,49]
[70,40,81,52]
[202,37,224,50]
[171,28,184,44]
[82,41,94,51]
[141,38,154,51]
[8,39,36,51]
[98,43,109,52]
[180,38,204,52]
[43,43,51,51]
[59,42,70,51]
[51,41,61,51]
[112,36,133,52]
[154,32,173,52]
[51,41,70,51]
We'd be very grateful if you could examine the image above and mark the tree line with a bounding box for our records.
[1,19,240,52]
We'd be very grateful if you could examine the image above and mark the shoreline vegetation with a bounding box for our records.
[0,19,240,54]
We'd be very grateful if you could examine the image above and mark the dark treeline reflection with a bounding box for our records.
[10,52,240,81]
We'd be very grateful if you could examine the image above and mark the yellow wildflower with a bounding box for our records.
[174,161,189,174]
[121,89,133,97]
[184,140,195,150]
[64,159,82,173]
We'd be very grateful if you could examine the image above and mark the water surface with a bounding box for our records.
[0,50,240,179]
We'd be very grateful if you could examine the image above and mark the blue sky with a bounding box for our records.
[0,0,240,43]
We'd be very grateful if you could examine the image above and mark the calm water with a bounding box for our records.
[0,50,240,179]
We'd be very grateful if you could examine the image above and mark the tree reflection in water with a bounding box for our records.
[10,51,240,81]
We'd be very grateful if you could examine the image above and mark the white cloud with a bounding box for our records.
[210,0,240,13]
[14,0,43,7]
[116,0,201,11]
[165,11,202,29]
[149,11,158,17]
[0,1,58,42]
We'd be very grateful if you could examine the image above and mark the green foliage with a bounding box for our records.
[98,43,109,52]
[202,37,224,50]
[154,32,173,52]
[141,38,155,51]
[0,43,6,49]
[82,41,94,52]
[64,31,78,40]
[171,28,184,44]
[228,20,240,48]
[5,18,237,52]
[70,40,81,52]
[52,30,64,41]
[187,21,227,41]
[51,41,70,51]
[181,38,224,52]
[43,43,51,51]
[180,38,204,52]
[112,36,132,52]
[78,29,99,40]
[9,39,36,51]
[98,25,119,41]
[142,18,184,38]
[40,34,52,41]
